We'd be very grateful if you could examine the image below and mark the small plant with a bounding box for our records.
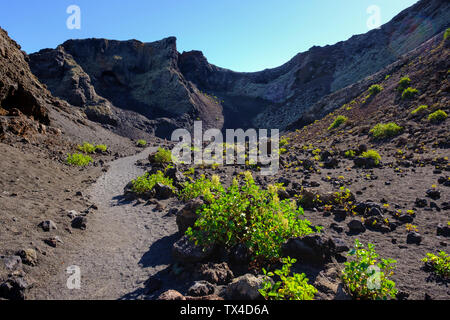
[280,137,290,147]
[345,150,356,158]
[136,139,147,147]
[428,110,447,123]
[401,87,418,100]
[78,142,96,154]
[411,105,428,116]
[370,123,403,139]
[186,172,315,261]
[66,153,93,166]
[397,77,411,92]
[405,224,418,232]
[328,115,348,130]
[95,144,108,152]
[368,84,383,96]
[361,150,381,166]
[342,239,397,300]
[444,28,450,41]
[152,147,174,164]
[422,251,449,278]
[179,174,224,202]
[131,171,174,194]
[259,257,317,300]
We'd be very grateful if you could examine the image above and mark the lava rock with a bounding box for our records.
[71,216,87,230]
[348,220,366,234]
[199,262,234,285]
[354,157,378,169]
[225,274,266,300]
[426,189,440,200]
[176,198,204,234]
[158,290,186,300]
[407,232,422,245]
[17,249,37,266]
[437,224,450,237]
[172,236,214,264]
[1,255,22,272]
[187,281,215,297]
[415,198,427,208]
[281,235,347,265]
[154,183,175,200]
[39,220,57,232]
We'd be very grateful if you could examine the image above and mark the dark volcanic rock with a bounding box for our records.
[348,220,366,234]
[176,198,204,234]
[172,235,214,264]
[30,37,224,138]
[0,28,51,125]
[282,235,348,265]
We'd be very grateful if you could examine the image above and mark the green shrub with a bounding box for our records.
[179,174,224,202]
[368,84,383,96]
[345,150,356,158]
[185,172,316,261]
[78,142,96,154]
[136,139,147,147]
[66,153,93,166]
[410,105,428,116]
[152,147,174,164]
[422,251,449,278]
[444,28,450,41]
[370,122,403,139]
[361,150,381,165]
[397,77,411,92]
[131,171,174,194]
[401,87,418,100]
[428,110,447,123]
[328,115,348,130]
[342,239,398,300]
[280,137,290,148]
[259,257,317,300]
[95,144,108,152]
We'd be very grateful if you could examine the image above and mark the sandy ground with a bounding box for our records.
[31,147,179,300]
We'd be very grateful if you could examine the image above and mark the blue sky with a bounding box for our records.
[0,0,418,72]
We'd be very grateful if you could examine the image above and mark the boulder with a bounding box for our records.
[187,281,215,297]
[437,224,450,237]
[225,274,265,300]
[38,220,57,232]
[282,235,348,265]
[176,198,204,234]
[17,249,37,266]
[154,183,175,200]
[406,232,422,245]
[0,277,31,300]
[71,216,87,230]
[348,220,366,234]
[172,236,214,264]
[199,262,234,285]
[158,290,186,300]
[354,157,378,168]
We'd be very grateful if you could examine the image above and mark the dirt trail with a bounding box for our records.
[38,147,178,300]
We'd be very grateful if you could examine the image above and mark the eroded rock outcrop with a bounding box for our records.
[0,28,51,125]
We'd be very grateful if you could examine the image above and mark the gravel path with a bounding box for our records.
[41,148,178,300]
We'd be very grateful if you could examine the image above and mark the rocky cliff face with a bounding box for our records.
[0,28,51,125]
[30,37,224,138]
[28,0,449,136]
[180,0,450,129]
